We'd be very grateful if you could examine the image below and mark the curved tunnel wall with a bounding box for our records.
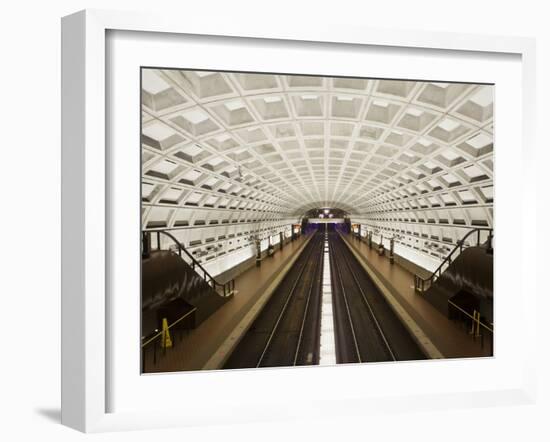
[142,69,494,274]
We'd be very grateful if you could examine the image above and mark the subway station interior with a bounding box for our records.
[140,69,494,373]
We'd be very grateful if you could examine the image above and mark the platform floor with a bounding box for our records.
[341,233,492,359]
[143,234,311,373]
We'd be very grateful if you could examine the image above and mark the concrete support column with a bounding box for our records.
[255,238,261,267]
[378,235,385,256]
[142,231,151,259]
[487,230,493,254]
[268,235,274,257]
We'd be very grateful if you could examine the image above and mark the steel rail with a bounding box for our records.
[255,235,322,368]
[292,239,324,365]
[330,236,362,363]
[333,238,396,361]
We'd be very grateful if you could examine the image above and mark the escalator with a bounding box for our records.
[141,231,235,337]
[416,229,493,325]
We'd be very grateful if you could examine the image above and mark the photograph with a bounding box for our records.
[140,69,494,373]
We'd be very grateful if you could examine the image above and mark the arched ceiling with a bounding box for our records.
[141,69,493,235]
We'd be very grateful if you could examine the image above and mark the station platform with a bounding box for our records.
[144,234,312,373]
[340,233,491,359]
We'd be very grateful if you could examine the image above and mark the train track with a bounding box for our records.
[329,232,426,363]
[224,230,425,369]
[223,233,324,369]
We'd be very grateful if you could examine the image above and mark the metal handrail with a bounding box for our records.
[414,227,493,293]
[448,299,493,334]
[141,307,198,348]
[143,230,235,297]
[141,306,199,371]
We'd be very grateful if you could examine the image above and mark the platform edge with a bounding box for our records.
[340,233,444,360]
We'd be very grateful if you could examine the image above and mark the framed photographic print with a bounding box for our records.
[61,9,537,432]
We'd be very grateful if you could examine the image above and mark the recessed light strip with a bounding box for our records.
[319,234,336,365]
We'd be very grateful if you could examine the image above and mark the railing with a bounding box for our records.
[141,307,197,372]
[448,299,493,353]
[142,230,235,297]
[414,227,493,294]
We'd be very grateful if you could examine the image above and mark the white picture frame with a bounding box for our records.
[61,9,537,433]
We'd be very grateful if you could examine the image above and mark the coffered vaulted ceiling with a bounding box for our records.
[141,69,493,265]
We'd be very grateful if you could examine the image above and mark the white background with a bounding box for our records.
[0,0,548,441]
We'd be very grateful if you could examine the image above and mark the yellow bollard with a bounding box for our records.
[161,318,172,348]
[470,310,477,336]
